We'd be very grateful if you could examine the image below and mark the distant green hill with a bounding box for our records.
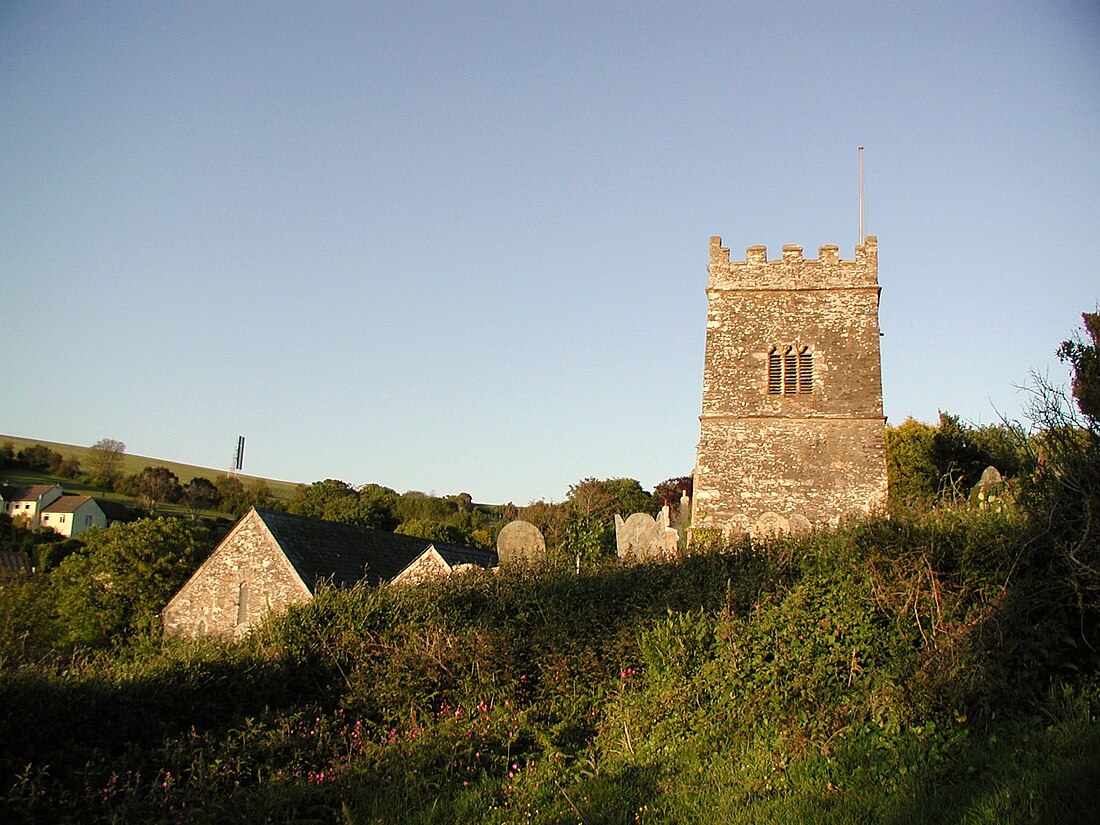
[0,434,301,501]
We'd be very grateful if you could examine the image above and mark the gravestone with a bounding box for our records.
[788,512,813,536]
[496,520,546,565]
[972,466,1006,511]
[674,491,692,537]
[752,511,790,538]
[615,505,680,563]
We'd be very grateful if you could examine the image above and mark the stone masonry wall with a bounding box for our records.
[693,236,888,537]
[162,511,311,638]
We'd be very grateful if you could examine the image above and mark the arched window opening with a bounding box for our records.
[798,348,813,393]
[767,345,814,395]
[236,582,249,626]
[768,349,783,394]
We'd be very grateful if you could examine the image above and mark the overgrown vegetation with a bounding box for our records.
[2,500,1097,823]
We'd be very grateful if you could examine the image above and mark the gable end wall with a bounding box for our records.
[162,511,312,637]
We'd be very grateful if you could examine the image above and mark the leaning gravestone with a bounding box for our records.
[496,520,546,566]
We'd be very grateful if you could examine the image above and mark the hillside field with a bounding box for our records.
[0,434,301,501]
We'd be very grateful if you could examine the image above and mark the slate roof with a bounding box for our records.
[0,484,59,503]
[96,499,133,522]
[41,495,94,514]
[431,542,500,569]
[252,508,496,591]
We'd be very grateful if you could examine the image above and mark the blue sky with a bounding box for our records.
[2,1,1098,505]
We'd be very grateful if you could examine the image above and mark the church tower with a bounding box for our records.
[692,236,887,537]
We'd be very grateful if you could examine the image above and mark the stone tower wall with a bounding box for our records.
[693,236,887,536]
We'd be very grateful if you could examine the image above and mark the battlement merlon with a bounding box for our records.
[707,235,878,291]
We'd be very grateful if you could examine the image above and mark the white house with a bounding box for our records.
[0,484,63,528]
[39,495,109,538]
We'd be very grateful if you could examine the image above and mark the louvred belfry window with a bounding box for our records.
[767,345,814,395]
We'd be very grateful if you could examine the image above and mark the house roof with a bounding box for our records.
[95,499,133,521]
[430,542,500,569]
[42,495,94,514]
[252,508,496,590]
[0,484,60,503]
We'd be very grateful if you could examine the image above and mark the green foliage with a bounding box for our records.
[0,576,60,665]
[118,466,184,514]
[358,483,401,530]
[395,518,477,547]
[3,506,1097,823]
[55,455,82,479]
[88,438,126,490]
[51,518,214,649]
[886,414,1030,511]
[180,476,221,519]
[563,477,656,562]
[15,443,64,473]
[0,505,1098,821]
[886,417,940,505]
[516,499,568,550]
[288,479,400,530]
[1058,311,1100,421]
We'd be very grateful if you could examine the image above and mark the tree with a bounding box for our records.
[393,491,457,524]
[52,518,213,647]
[88,438,126,490]
[603,478,654,516]
[1058,311,1100,421]
[181,477,221,520]
[215,475,251,517]
[517,500,568,551]
[885,418,939,507]
[358,483,400,530]
[395,519,474,546]
[565,478,653,563]
[885,414,1025,509]
[249,479,274,509]
[123,466,183,514]
[16,444,63,472]
[56,455,82,479]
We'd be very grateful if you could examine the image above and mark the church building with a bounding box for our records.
[692,235,888,537]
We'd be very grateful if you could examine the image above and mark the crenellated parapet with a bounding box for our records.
[708,235,878,291]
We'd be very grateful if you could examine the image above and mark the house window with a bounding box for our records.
[59,515,66,523]
[767,345,813,394]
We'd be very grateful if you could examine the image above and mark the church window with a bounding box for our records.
[798,349,814,393]
[236,582,248,626]
[767,345,813,395]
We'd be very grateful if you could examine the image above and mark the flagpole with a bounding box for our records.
[858,146,865,245]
